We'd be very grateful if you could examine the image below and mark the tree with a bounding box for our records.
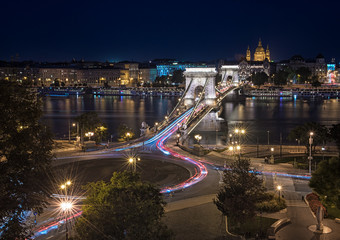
[330,124,340,151]
[311,75,321,87]
[215,74,222,85]
[73,171,173,240]
[171,70,185,84]
[154,76,169,87]
[117,124,135,141]
[75,112,108,143]
[287,122,329,152]
[54,79,60,87]
[309,157,340,209]
[0,80,53,239]
[251,72,268,87]
[214,158,266,230]
[296,67,311,83]
[273,70,289,86]
[104,81,110,88]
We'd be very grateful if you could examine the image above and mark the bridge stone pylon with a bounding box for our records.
[220,65,239,85]
[183,68,217,107]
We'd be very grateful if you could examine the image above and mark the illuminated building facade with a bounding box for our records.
[246,39,270,62]
[138,68,157,85]
[276,54,328,82]
[115,63,139,86]
[156,61,208,76]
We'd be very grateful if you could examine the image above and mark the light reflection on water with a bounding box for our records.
[42,96,340,143]
[42,95,177,139]
[222,97,340,144]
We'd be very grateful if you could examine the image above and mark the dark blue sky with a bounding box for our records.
[1,0,339,62]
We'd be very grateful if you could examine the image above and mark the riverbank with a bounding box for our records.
[36,86,184,97]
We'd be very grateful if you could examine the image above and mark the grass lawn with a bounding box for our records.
[325,204,340,219]
[274,156,332,169]
[229,216,277,238]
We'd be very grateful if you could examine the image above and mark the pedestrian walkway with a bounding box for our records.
[165,194,215,213]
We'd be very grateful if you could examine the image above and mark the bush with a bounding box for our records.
[306,192,319,201]
[308,199,328,217]
[256,193,287,213]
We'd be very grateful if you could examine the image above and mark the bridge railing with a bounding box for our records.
[183,85,238,138]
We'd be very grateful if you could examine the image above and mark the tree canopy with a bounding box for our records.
[171,70,185,84]
[296,67,312,83]
[73,171,173,240]
[214,158,266,225]
[287,122,329,151]
[309,157,340,209]
[75,112,108,143]
[251,72,268,87]
[0,80,53,239]
[117,124,135,141]
[330,124,340,151]
[273,70,289,86]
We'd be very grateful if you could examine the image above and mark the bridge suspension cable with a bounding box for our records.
[185,86,237,137]
[157,77,194,131]
[184,77,210,125]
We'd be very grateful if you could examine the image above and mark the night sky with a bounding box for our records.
[2,0,339,62]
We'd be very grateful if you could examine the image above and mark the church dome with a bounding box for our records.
[255,45,265,53]
[255,39,265,53]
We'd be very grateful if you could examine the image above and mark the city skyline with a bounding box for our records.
[1,0,340,62]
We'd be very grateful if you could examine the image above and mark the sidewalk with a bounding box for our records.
[168,139,340,240]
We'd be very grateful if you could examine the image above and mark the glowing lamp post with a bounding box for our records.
[128,157,140,173]
[308,132,314,174]
[270,147,274,164]
[234,128,245,143]
[68,122,77,142]
[60,201,73,240]
[277,185,282,200]
[176,133,180,146]
[85,131,94,141]
[126,132,131,141]
[155,122,158,132]
[194,134,202,145]
[59,180,73,240]
[60,180,72,193]
[236,145,241,157]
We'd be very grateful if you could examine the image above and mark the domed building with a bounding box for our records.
[246,39,270,62]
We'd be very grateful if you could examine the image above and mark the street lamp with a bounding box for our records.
[236,145,241,156]
[194,134,202,145]
[277,185,282,200]
[59,180,73,240]
[296,138,301,152]
[267,130,270,146]
[60,200,73,240]
[155,122,158,132]
[308,132,314,175]
[128,156,140,173]
[234,128,245,143]
[68,122,77,142]
[85,132,94,141]
[176,133,180,146]
[270,147,274,164]
[126,132,131,141]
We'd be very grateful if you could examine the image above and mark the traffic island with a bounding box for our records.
[266,218,291,239]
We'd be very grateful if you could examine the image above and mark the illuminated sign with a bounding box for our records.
[327,64,335,71]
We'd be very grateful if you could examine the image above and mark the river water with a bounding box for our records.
[42,96,340,144]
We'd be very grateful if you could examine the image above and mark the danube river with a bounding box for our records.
[42,96,340,144]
